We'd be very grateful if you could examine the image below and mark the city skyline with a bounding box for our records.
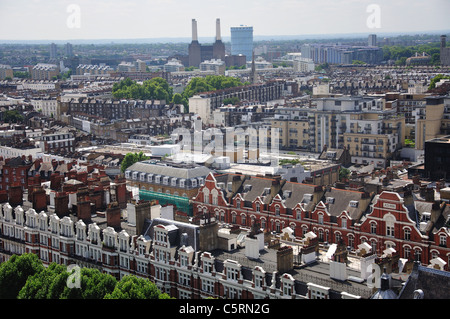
[0,0,449,42]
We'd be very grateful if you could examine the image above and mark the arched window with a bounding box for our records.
[404,228,411,241]
[318,213,324,225]
[203,188,210,204]
[275,205,280,216]
[384,214,395,237]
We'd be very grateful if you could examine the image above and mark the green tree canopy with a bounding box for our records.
[112,77,173,101]
[3,110,24,123]
[429,74,450,90]
[120,151,149,173]
[1,254,169,299]
[104,275,170,299]
[0,253,44,299]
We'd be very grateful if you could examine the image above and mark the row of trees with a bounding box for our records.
[0,253,171,299]
[382,43,442,66]
[112,77,174,102]
[112,75,247,112]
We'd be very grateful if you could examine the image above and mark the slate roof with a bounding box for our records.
[321,188,370,220]
[239,176,279,204]
[127,160,212,180]
[279,181,322,210]
[398,262,450,299]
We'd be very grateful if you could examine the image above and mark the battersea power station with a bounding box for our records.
[188,18,226,67]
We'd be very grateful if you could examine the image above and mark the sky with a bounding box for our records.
[0,0,449,41]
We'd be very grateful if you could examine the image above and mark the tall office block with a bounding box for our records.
[50,43,57,59]
[368,34,377,47]
[231,25,253,62]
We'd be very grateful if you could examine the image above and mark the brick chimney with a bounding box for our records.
[135,200,152,235]
[106,202,121,230]
[114,175,127,209]
[31,185,47,212]
[276,246,294,273]
[55,192,69,218]
[8,184,23,207]
[50,172,64,191]
[77,199,92,223]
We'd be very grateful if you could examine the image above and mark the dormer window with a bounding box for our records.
[349,200,359,208]
[326,197,335,204]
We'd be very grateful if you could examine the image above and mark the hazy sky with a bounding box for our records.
[0,0,449,41]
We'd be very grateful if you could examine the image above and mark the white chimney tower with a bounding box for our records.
[216,18,221,41]
[192,19,198,42]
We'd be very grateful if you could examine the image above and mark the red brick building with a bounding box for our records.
[192,172,450,271]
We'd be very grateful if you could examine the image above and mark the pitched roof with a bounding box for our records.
[321,188,369,220]
[398,263,450,299]
[279,181,322,210]
[127,161,212,180]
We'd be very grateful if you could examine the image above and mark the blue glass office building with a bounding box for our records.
[231,25,253,62]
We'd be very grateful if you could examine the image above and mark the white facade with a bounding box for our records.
[30,98,58,117]
[293,58,315,73]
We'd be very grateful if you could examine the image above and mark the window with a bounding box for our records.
[404,228,411,241]
[255,273,264,288]
[236,198,241,208]
[440,234,447,247]
[283,282,293,296]
[256,203,260,212]
[386,225,394,237]
[341,218,347,229]
[404,246,411,259]
[370,223,377,234]
[296,209,301,220]
[414,249,421,262]
[318,214,324,225]
[202,279,214,294]
[203,188,209,204]
[203,260,213,273]
[227,267,239,281]
[275,206,280,216]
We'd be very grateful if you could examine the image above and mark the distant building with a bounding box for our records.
[406,52,431,65]
[301,43,383,64]
[65,43,73,57]
[31,63,59,80]
[368,34,377,47]
[293,58,315,73]
[0,64,13,80]
[163,59,185,73]
[75,64,113,76]
[231,25,254,62]
[199,59,226,75]
[49,43,57,59]
[188,19,226,67]
[441,35,450,66]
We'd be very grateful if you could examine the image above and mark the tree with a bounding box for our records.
[120,151,149,172]
[104,275,169,299]
[339,168,351,181]
[18,262,67,299]
[0,253,44,299]
[428,74,450,90]
[3,110,24,123]
[171,93,184,104]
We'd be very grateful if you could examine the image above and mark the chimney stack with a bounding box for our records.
[216,18,221,41]
[192,19,198,42]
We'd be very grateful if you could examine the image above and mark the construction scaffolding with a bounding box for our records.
[139,189,192,216]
